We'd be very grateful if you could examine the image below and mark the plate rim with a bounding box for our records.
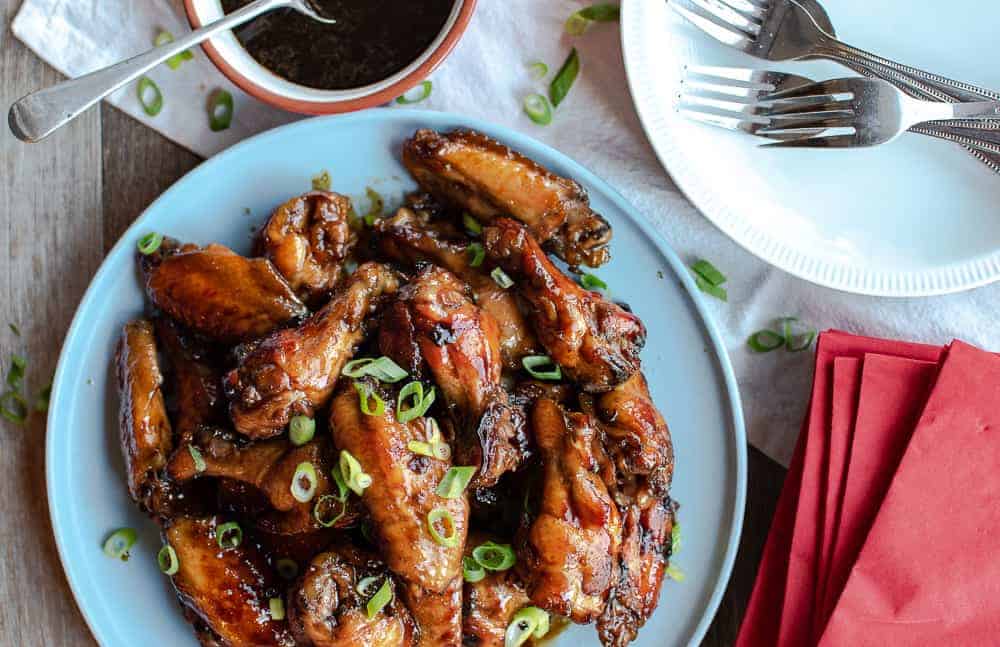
[620,0,1000,297]
[46,108,747,647]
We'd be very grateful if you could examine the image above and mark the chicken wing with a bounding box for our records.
[165,516,296,647]
[462,534,531,647]
[374,206,540,368]
[288,545,416,647]
[116,320,174,514]
[255,191,358,307]
[329,379,469,593]
[484,218,645,393]
[379,265,523,488]
[402,129,612,267]
[154,317,225,443]
[225,262,401,438]
[142,240,307,343]
[517,398,622,623]
[400,577,464,647]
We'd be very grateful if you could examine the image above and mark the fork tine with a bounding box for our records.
[759,134,859,149]
[686,0,763,36]
[680,91,760,114]
[765,98,854,115]
[669,0,754,49]
[680,105,770,129]
[758,115,855,133]
[762,78,854,101]
[716,0,768,21]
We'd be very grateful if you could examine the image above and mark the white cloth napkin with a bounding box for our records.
[15,0,1000,467]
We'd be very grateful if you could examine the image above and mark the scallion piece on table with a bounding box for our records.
[747,330,785,353]
[276,558,299,580]
[137,232,164,255]
[694,275,727,302]
[435,466,477,499]
[396,80,433,104]
[565,4,621,36]
[521,355,562,381]
[463,556,486,583]
[466,242,485,268]
[33,382,51,413]
[365,579,394,618]
[472,541,516,571]
[780,317,817,352]
[523,94,553,125]
[397,381,436,423]
[208,90,234,132]
[289,415,316,446]
[137,77,164,117]
[549,48,580,108]
[153,31,194,70]
[291,461,318,503]
[579,272,608,291]
[313,494,347,528]
[463,213,483,235]
[157,544,180,575]
[8,323,20,336]
[216,521,243,550]
[340,450,372,496]
[427,507,459,547]
[505,606,551,646]
[691,259,727,287]
[527,60,549,80]
[269,597,285,621]
[354,382,386,417]
[7,354,25,389]
[103,528,138,561]
[0,391,28,425]
[491,267,514,289]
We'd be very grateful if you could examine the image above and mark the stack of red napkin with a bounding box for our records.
[736,330,1000,646]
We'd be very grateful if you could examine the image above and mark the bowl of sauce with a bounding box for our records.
[184,0,475,114]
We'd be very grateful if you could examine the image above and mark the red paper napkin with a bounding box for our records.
[817,354,938,634]
[821,341,1000,645]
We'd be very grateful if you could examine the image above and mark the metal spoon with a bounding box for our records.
[8,0,335,143]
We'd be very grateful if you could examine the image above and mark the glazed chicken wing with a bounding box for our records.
[484,218,646,393]
[378,266,523,488]
[462,534,531,647]
[402,129,612,267]
[288,545,416,647]
[142,241,307,343]
[517,398,622,623]
[225,262,401,438]
[165,516,295,647]
[374,206,540,369]
[400,577,464,647]
[116,320,174,514]
[154,317,225,443]
[255,191,358,307]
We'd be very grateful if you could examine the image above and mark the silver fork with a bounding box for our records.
[756,77,1000,148]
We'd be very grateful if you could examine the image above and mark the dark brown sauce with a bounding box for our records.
[221,0,455,90]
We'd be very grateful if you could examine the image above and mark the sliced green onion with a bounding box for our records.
[0,391,28,425]
[747,330,785,353]
[269,597,285,621]
[691,259,727,287]
[565,4,621,36]
[312,169,332,191]
[137,77,164,116]
[103,528,138,561]
[354,382,386,417]
[523,94,553,126]
[188,445,206,473]
[472,541,516,571]
[527,60,549,80]
[363,187,385,227]
[158,544,179,575]
[289,415,316,446]
[7,354,25,389]
[331,463,349,500]
[432,440,452,461]
[522,355,562,381]
[137,232,163,255]
[33,382,51,413]
[9,323,20,336]
[396,80,433,104]
[491,268,514,289]
[365,579,394,618]
[671,522,681,555]
[314,494,347,528]
[463,213,483,235]
[356,575,381,597]
[505,607,551,646]
[436,466,477,499]
[276,558,299,580]
[154,31,194,70]
[549,48,580,108]
[208,90,234,132]
[466,242,485,268]
[407,440,434,457]
[666,564,685,582]
[427,508,459,547]
[397,381,436,423]
[343,357,408,383]
[580,272,608,291]
[463,556,486,583]
[291,461,318,503]
[216,521,243,550]
[340,450,372,496]
[694,274,728,302]
[780,317,817,352]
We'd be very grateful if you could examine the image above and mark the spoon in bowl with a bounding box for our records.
[8,0,335,143]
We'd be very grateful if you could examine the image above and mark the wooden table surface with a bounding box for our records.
[0,9,788,644]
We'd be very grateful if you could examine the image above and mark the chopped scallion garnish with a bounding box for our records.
[780,317,817,352]
[363,187,384,226]
[505,607,551,646]
[269,597,285,621]
[365,579,394,618]
[565,4,621,36]
[312,169,332,191]
[33,382,51,413]
[331,462,349,501]
[276,558,299,580]
[491,267,514,289]
[216,521,243,550]
[153,31,194,70]
[137,77,164,116]
[691,259,727,287]
[157,544,179,575]
[407,440,435,457]
[291,461,318,503]
[580,272,608,291]
[0,391,27,425]
[7,354,25,390]
[137,232,164,255]
[666,564,686,582]
[188,445,206,473]
[340,450,372,496]
[208,90,234,132]
[427,507,459,547]
[472,541,516,571]
[694,275,727,302]
[523,94,553,126]
[466,242,485,268]
[522,355,562,381]
[463,556,486,583]
[527,60,549,80]
[436,466,477,499]
[747,330,785,353]
[671,522,681,555]
[397,381,436,423]
[396,80,433,104]
[289,415,316,446]
[356,575,381,597]
[549,48,580,108]
[103,528,138,561]
[8,323,20,336]
[313,494,347,528]
[342,357,408,383]
[354,382,386,417]
[463,213,483,235]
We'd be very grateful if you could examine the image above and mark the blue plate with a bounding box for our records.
[47,109,746,647]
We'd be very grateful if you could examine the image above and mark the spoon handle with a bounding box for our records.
[8,0,289,143]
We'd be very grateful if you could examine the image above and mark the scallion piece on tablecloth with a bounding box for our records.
[396,81,432,104]
[137,77,164,117]
[523,94,553,125]
[527,61,549,80]
[153,31,194,70]
[208,90,234,132]
[549,49,580,107]
[565,4,621,36]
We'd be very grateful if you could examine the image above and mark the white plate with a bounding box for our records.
[622,0,1000,296]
